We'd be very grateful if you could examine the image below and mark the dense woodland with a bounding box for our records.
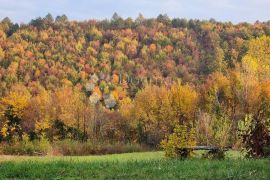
[0,14,269,157]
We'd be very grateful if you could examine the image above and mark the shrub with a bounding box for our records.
[3,134,35,155]
[2,133,51,155]
[161,125,196,158]
[238,114,270,158]
[33,133,51,155]
[196,112,232,148]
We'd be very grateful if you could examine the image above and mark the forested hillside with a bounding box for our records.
[0,14,269,157]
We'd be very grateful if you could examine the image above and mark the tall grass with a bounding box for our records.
[52,140,151,155]
[1,139,151,156]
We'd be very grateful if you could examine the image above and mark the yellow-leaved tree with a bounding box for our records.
[169,83,198,125]
[161,82,198,158]
[243,35,270,80]
[0,88,31,141]
[24,89,52,134]
[132,82,198,153]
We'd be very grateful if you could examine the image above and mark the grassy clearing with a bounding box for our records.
[0,151,269,179]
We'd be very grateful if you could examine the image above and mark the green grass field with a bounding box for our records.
[0,151,269,179]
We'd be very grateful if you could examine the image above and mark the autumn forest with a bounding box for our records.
[0,14,269,158]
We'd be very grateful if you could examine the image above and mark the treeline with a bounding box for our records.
[0,14,270,157]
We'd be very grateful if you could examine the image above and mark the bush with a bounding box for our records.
[3,134,35,155]
[238,114,270,158]
[161,125,196,158]
[33,133,51,155]
[196,112,232,148]
[2,133,51,155]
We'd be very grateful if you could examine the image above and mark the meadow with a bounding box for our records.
[0,151,269,179]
